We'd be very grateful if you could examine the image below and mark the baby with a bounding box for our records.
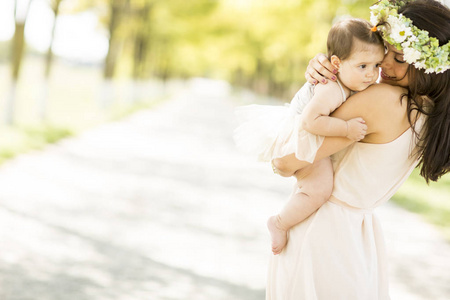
[234,18,385,254]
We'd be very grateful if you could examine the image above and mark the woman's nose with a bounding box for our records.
[381,53,393,69]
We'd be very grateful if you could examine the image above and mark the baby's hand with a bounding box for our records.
[346,118,367,141]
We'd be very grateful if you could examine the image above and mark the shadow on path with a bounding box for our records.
[0,78,448,300]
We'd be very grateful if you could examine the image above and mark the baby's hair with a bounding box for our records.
[327,18,384,60]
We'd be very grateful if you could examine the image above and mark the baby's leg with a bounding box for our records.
[272,153,307,177]
[267,157,333,255]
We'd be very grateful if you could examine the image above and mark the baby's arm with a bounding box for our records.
[273,83,405,177]
[302,82,367,141]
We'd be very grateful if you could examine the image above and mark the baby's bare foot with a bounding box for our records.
[267,215,287,255]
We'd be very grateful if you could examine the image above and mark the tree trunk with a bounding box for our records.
[131,4,152,102]
[5,82,17,126]
[40,0,63,121]
[7,0,33,125]
[11,22,25,81]
[101,0,125,108]
[103,0,122,80]
[44,0,62,79]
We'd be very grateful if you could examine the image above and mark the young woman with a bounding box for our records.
[267,0,450,299]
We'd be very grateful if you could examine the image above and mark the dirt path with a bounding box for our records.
[0,78,448,299]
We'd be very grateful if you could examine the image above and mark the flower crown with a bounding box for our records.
[370,0,450,74]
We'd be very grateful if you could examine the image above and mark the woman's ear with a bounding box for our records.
[330,55,341,71]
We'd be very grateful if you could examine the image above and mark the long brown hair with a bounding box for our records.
[397,0,450,182]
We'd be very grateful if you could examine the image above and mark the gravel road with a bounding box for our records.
[0,78,448,300]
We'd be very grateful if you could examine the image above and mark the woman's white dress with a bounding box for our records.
[266,125,421,300]
[234,82,347,163]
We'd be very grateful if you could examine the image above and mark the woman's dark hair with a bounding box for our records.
[327,18,384,60]
[393,0,450,182]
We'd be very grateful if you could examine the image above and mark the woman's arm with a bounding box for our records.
[273,84,407,176]
[305,54,338,85]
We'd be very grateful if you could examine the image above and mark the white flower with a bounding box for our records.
[403,47,421,63]
[438,66,450,74]
[413,61,427,70]
[370,12,379,26]
[425,68,435,74]
[409,35,418,42]
[387,15,400,27]
[401,41,411,48]
[390,23,413,43]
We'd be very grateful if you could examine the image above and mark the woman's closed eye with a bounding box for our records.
[394,57,406,63]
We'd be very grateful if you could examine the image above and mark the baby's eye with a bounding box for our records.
[359,65,367,69]
[375,63,381,68]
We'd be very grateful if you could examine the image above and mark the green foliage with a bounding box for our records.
[144,0,375,97]
[23,125,73,144]
[80,0,375,96]
[0,125,73,165]
[42,0,378,95]
[392,169,450,241]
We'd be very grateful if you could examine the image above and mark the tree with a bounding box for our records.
[128,0,154,102]
[200,0,375,98]
[75,0,132,106]
[7,0,34,125]
[71,0,376,101]
[38,0,64,121]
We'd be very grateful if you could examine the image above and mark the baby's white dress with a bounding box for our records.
[234,81,347,163]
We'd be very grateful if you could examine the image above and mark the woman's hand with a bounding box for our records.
[305,54,338,85]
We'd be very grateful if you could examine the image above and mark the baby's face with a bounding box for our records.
[338,41,385,92]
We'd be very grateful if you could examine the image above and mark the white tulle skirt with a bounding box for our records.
[233,83,324,163]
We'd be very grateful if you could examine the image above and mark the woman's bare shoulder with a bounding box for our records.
[360,83,407,104]
[347,83,408,115]
[332,83,409,138]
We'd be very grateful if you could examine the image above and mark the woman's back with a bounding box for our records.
[331,123,420,209]
[328,83,421,208]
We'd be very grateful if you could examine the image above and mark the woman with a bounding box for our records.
[267,0,450,299]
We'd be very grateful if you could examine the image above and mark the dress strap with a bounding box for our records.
[335,79,348,102]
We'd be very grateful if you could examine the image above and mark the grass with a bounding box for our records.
[0,124,74,164]
[0,55,169,164]
[392,168,450,241]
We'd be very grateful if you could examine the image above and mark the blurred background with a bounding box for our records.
[0,0,449,299]
[0,0,380,135]
[0,0,448,237]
